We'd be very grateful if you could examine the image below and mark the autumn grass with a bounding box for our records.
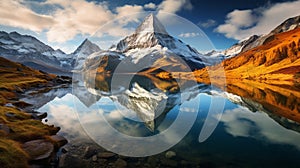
[0,57,59,167]
[0,138,29,168]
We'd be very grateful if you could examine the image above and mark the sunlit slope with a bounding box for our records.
[194,27,300,85]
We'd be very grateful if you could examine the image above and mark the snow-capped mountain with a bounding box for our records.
[115,14,199,57]
[72,39,101,70]
[204,15,300,61]
[242,15,300,52]
[0,31,73,74]
[84,13,205,73]
[204,35,260,59]
[222,35,260,57]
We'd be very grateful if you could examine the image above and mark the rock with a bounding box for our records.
[98,152,116,158]
[60,154,89,168]
[92,155,97,162]
[32,112,47,120]
[12,101,32,108]
[161,158,178,167]
[165,151,176,159]
[59,153,67,167]
[22,139,54,160]
[147,156,158,167]
[99,159,107,163]
[84,146,97,159]
[5,112,16,118]
[0,124,10,134]
[48,135,68,147]
[61,148,68,153]
[14,85,24,93]
[4,103,14,107]
[114,158,127,168]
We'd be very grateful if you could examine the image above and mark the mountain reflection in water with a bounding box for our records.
[33,72,300,167]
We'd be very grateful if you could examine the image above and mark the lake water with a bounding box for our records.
[29,73,300,167]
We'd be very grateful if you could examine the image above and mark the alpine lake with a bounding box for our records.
[22,72,300,168]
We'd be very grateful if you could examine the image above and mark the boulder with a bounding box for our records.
[22,139,54,160]
[48,135,68,148]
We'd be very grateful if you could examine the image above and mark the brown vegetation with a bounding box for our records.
[0,57,61,167]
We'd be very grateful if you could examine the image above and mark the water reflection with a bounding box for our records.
[29,70,300,166]
[219,106,300,149]
[223,79,300,123]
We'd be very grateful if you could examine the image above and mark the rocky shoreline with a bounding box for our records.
[0,58,72,167]
[57,140,201,168]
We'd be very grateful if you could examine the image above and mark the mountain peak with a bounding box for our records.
[135,13,168,35]
[73,38,101,56]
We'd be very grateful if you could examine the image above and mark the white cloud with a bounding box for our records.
[179,32,202,38]
[0,0,55,32]
[157,0,193,23]
[216,0,300,40]
[46,0,115,42]
[158,0,192,13]
[198,19,217,28]
[0,0,193,46]
[144,2,156,9]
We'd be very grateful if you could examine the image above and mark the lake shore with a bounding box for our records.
[0,57,71,167]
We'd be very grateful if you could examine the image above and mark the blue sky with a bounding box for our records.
[0,0,299,53]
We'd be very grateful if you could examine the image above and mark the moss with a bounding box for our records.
[0,138,29,168]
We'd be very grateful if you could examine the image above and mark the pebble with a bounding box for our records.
[84,146,97,159]
[92,155,97,162]
[98,152,116,158]
[165,151,176,159]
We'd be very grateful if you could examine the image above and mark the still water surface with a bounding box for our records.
[32,74,300,167]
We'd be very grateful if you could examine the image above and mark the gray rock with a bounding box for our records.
[5,112,16,118]
[22,139,54,160]
[83,146,97,159]
[165,151,176,159]
[4,103,14,107]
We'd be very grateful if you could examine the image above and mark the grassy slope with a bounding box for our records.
[0,57,59,167]
[194,27,300,84]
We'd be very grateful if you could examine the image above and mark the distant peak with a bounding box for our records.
[9,31,21,36]
[135,13,168,35]
[73,38,101,55]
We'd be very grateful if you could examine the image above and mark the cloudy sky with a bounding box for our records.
[0,0,300,53]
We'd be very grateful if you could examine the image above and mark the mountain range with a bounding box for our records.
[0,14,299,77]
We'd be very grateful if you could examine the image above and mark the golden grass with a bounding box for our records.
[0,138,29,168]
[0,57,59,167]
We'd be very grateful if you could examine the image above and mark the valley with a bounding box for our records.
[0,11,300,168]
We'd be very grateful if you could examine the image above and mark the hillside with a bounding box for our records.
[0,57,68,167]
[193,27,300,86]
